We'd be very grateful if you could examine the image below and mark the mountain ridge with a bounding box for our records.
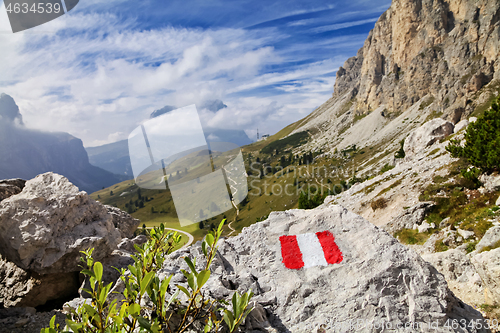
[0,94,126,193]
[284,0,500,160]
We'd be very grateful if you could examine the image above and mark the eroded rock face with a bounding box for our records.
[333,0,500,119]
[0,254,79,308]
[106,206,141,239]
[383,202,435,234]
[0,173,141,308]
[0,179,25,202]
[471,248,500,304]
[0,173,139,275]
[478,173,500,192]
[158,205,487,332]
[404,119,454,157]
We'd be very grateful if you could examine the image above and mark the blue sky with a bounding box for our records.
[0,0,390,146]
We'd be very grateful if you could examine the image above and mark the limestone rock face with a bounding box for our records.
[333,0,500,118]
[0,179,25,202]
[0,173,141,308]
[106,206,141,239]
[287,0,500,159]
[478,173,500,192]
[474,226,500,254]
[454,119,469,133]
[383,202,435,234]
[471,248,500,304]
[404,119,454,157]
[0,173,134,275]
[159,205,487,332]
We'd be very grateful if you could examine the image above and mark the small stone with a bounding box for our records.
[439,217,450,228]
[457,228,475,240]
[418,221,432,233]
[475,226,500,253]
[453,119,469,133]
[15,317,30,327]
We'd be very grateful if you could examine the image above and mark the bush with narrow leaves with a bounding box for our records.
[41,220,254,333]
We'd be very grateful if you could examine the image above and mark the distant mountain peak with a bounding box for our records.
[150,100,228,119]
[0,93,24,125]
[150,105,177,119]
[199,99,227,112]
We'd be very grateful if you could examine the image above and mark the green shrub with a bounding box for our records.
[446,95,500,173]
[395,140,405,159]
[395,229,428,245]
[298,190,329,209]
[42,221,253,333]
[435,239,449,252]
[380,163,395,174]
[466,240,478,253]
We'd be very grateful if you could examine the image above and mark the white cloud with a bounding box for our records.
[0,4,362,147]
[311,17,378,33]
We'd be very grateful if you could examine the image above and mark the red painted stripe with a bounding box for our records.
[279,235,304,270]
[316,231,343,264]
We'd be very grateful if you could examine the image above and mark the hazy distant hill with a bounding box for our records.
[86,139,133,178]
[0,93,126,193]
[86,101,252,177]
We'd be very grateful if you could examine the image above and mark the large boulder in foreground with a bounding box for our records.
[160,205,487,332]
[0,172,140,275]
[0,172,141,308]
[404,119,454,158]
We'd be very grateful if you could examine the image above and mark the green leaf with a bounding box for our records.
[140,271,155,294]
[128,303,141,315]
[176,285,191,298]
[197,270,210,289]
[184,257,197,275]
[187,273,197,291]
[159,275,172,297]
[164,289,180,315]
[82,304,97,317]
[65,319,83,332]
[93,262,103,281]
[204,318,213,333]
[223,310,235,329]
[49,315,56,328]
[218,219,225,233]
[205,234,214,247]
[232,292,240,318]
[80,269,95,278]
[201,241,208,257]
[137,317,152,330]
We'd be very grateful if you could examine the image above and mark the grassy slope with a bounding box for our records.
[92,80,500,244]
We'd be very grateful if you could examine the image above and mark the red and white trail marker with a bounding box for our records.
[279,231,343,270]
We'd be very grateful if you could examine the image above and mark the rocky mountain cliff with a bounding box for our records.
[0,94,126,193]
[285,0,500,160]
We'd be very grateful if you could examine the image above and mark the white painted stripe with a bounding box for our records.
[296,233,328,268]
